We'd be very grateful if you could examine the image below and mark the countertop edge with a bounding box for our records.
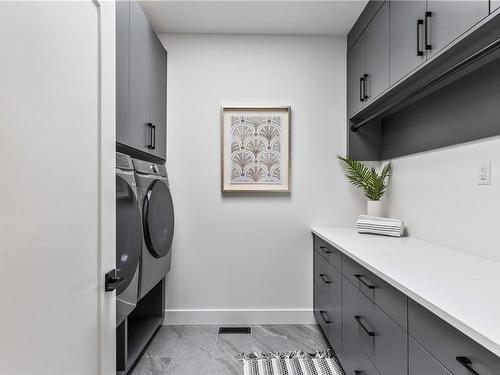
[311,227,500,358]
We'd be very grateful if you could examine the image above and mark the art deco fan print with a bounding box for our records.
[221,107,290,192]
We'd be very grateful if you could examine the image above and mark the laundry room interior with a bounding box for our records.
[2,1,500,374]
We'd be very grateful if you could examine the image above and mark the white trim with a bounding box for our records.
[163,309,315,325]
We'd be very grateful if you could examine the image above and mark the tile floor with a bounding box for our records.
[131,324,331,375]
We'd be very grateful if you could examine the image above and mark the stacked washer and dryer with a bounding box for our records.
[115,152,175,373]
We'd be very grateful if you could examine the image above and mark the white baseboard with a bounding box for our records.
[163,308,315,325]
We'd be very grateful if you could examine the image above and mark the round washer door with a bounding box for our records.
[143,179,174,258]
[116,176,142,295]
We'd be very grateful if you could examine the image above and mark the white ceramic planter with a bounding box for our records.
[367,200,384,217]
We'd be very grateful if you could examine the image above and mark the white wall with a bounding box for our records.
[386,137,500,262]
[159,34,364,324]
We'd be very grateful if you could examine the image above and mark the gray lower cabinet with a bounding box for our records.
[364,1,389,103]
[347,35,366,117]
[342,323,380,375]
[389,0,427,85]
[312,234,500,375]
[409,337,452,375]
[425,1,489,58]
[116,0,167,161]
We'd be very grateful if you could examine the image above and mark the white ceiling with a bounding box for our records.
[140,1,368,36]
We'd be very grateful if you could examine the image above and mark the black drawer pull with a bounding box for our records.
[319,311,332,324]
[363,74,368,100]
[456,356,481,375]
[354,274,376,289]
[359,77,365,102]
[425,11,432,51]
[416,19,424,56]
[354,371,365,375]
[319,246,332,254]
[319,273,332,284]
[354,315,375,337]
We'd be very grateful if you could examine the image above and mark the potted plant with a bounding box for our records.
[338,156,392,217]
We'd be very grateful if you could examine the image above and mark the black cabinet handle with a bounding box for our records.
[425,11,432,51]
[354,315,376,337]
[152,124,156,150]
[105,269,125,292]
[354,274,376,289]
[363,74,368,100]
[354,371,365,375]
[456,357,481,375]
[319,310,332,324]
[417,19,424,56]
[319,273,332,284]
[359,77,365,102]
[319,246,332,254]
[147,123,153,149]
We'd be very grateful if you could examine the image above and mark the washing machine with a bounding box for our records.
[115,152,142,326]
[133,158,175,299]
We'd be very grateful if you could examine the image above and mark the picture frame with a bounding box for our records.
[221,106,291,193]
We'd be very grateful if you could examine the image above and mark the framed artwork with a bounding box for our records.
[221,106,291,193]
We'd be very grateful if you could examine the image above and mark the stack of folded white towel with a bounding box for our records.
[356,215,405,237]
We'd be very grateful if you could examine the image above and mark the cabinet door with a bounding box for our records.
[347,34,366,117]
[426,1,488,58]
[390,0,426,85]
[492,1,500,13]
[149,33,167,160]
[116,0,130,146]
[409,338,452,375]
[129,0,152,153]
[365,1,389,103]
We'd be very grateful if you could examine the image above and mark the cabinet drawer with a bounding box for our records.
[342,323,380,375]
[313,235,342,272]
[314,284,342,355]
[314,251,341,315]
[343,277,407,375]
[409,337,452,375]
[409,299,500,375]
[343,255,407,329]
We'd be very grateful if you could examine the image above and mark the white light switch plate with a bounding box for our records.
[478,162,491,185]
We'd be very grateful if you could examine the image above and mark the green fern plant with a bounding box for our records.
[337,156,391,201]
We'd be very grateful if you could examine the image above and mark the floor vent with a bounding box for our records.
[218,326,251,335]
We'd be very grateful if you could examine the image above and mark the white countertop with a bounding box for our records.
[311,227,500,357]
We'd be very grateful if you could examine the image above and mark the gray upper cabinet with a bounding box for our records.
[425,1,489,58]
[347,35,366,117]
[389,0,427,85]
[116,0,167,161]
[116,0,130,147]
[129,0,152,154]
[364,2,390,103]
[149,33,167,160]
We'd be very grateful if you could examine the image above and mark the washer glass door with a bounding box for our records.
[143,180,174,258]
[116,175,142,294]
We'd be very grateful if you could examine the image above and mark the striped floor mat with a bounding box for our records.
[235,350,344,375]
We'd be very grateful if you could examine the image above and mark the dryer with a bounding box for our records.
[133,158,174,299]
[115,152,142,326]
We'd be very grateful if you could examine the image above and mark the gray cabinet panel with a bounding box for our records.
[389,0,427,85]
[493,1,500,13]
[342,323,380,375]
[314,284,341,354]
[313,235,342,272]
[409,299,500,375]
[347,35,366,117]
[116,0,130,146]
[409,337,452,375]
[342,255,407,330]
[129,0,152,154]
[150,33,167,160]
[314,251,342,316]
[342,277,407,375]
[365,2,390,102]
[426,1,488,58]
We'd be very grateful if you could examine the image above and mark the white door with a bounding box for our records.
[0,1,116,374]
